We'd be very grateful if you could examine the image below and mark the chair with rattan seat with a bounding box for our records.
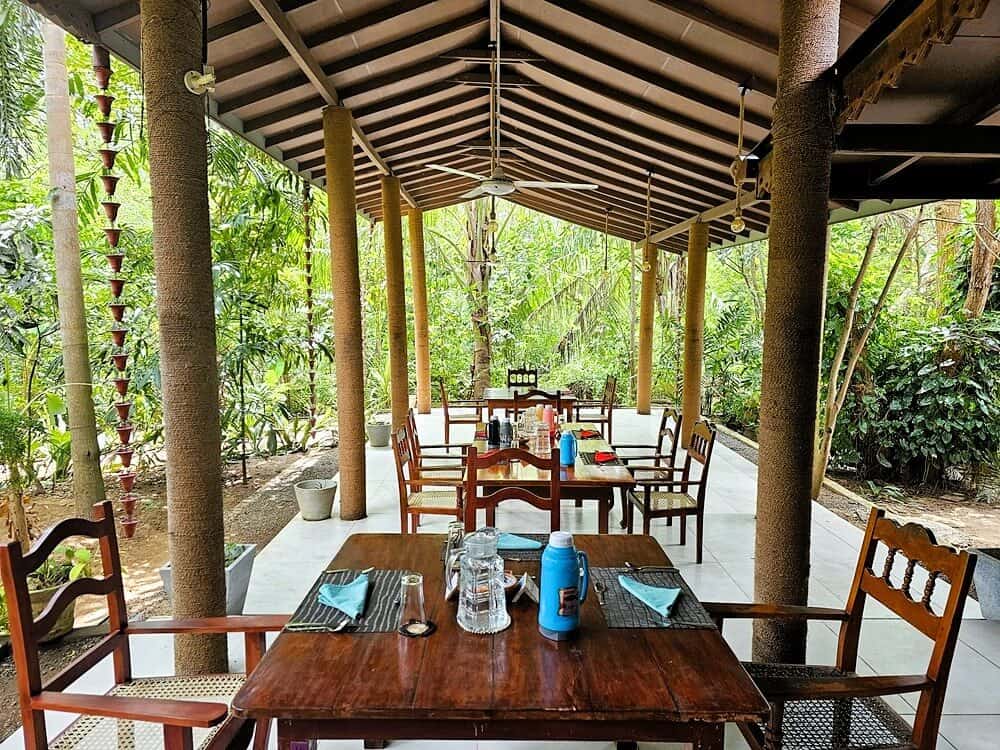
[612,406,682,467]
[393,424,463,533]
[463,447,560,532]
[704,508,977,750]
[626,420,716,563]
[511,389,563,423]
[439,379,483,444]
[406,408,465,477]
[0,501,287,750]
[506,366,538,390]
[572,375,617,442]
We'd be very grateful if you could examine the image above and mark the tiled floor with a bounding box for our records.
[4,409,997,749]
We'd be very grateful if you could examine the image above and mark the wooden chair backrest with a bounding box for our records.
[836,508,976,748]
[602,375,618,410]
[507,366,538,389]
[677,420,715,501]
[438,379,451,412]
[406,408,424,460]
[658,406,683,465]
[0,501,132,743]
[512,389,562,421]
[463,447,560,532]
[392,424,416,497]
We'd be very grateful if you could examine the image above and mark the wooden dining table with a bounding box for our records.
[472,422,634,533]
[231,533,768,750]
[482,386,577,421]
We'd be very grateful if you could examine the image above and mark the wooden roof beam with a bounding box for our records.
[836,125,1000,158]
[646,0,778,54]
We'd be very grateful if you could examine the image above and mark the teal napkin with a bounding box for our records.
[498,532,543,550]
[318,573,369,619]
[618,575,681,617]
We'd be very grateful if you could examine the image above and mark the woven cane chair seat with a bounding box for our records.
[647,492,697,511]
[743,662,914,750]
[407,491,459,509]
[416,467,464,478]
[49,673,246,750]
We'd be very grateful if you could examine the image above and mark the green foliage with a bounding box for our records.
[30,544,92,589]
[0,405,28,484]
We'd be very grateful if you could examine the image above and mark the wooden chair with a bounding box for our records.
[406,408,466,473]
[0,501,287,750]
[705,508,977,750]
[612,406,682,528]
[463,447,560,532]
[439,379,483,444]
[511,389,562,422]
[626,420,716,564]
[573,375,617,442]
[392,424,463,533]
[506,366,538,390]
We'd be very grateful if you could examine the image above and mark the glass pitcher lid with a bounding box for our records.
[464,527,500,558]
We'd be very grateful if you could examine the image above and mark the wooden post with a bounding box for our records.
[753,0,839,664]
[325,106,367,520]
[409,209,432,414]
[140,0,227,673]
[635,240,657,414]
[382,176,409,430]
[681,222,708,447]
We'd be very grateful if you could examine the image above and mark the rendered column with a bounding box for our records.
[409,209,432,413]
[681,222,708,447]
[140,0,227,673]
[382,175,409,429]
[753,0,839,663]
[635,240,657,414]
[325,106,367,519]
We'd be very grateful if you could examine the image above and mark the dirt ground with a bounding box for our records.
[0,446,339,741]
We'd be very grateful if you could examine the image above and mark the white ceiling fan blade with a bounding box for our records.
[425,164,486,181]
[513,181,599,190]
[460,186,487,199]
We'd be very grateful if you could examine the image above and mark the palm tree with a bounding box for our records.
[0,0,43,178]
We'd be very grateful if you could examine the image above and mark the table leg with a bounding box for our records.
[277,721,315,750]
[598,492,610,534]
[615,743,638,750]
[694,722,726,750]
[364,741,388,748]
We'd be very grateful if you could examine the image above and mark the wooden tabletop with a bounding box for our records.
[232,533,767,745]
[482,387,578,403]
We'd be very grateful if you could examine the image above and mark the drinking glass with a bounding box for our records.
[399,571,432,636]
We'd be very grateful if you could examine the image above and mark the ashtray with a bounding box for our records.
[399,620,436,638]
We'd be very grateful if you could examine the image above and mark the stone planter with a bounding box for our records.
[29,585,76,643]
[973,548,1000,620]
[367,421,391,448]
[294,479,338,521]
[159,543,257,615]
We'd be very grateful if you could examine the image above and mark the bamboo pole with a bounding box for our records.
[325,106,367,519]
[635,240,657,413]
[681,222,708,446]
[382,176,409,429]
[409,209,432,413]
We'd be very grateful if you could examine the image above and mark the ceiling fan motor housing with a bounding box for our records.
[481,179,517,196]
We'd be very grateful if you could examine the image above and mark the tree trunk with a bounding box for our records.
[934,200,962,310]
[636,241,657,414]
[381,176,409,429]
[466,201,491,399]
[681,223,708,446]
[964,200,998,318]
[140,0,228,674]
[42,21,106,518]
[409,210,431,413]
[753,0,839,664]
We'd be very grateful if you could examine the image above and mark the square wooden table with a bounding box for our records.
[482,387,577,421]
[473,422,634,533]
[232,533,768,750]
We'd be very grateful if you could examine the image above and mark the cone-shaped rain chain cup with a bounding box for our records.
[112,352,128,372]
[114,402,132,422]
[120,494,138,516]
[101,201,121,223]
[116,424,134,444]
[104,227,122,247]
[92,45,112,91]
[98,148,118,170]
[97,122,116,143]
[111,327,127,347]
[106,253,124,273]
[118,471,137,493]
[100,174,120,196]
[116,447,134,469]
[95,94,115,118]
[121,517,138,538]
[113,377,130,397]
[109,303,126,322]
[109,277,125,297]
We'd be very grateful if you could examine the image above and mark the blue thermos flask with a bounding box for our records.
[538,531,589,640]
[558,431,577,467]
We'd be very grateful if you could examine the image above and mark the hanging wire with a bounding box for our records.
[603,207,611,271]
[643,171,653,272]
[731,85,749,234]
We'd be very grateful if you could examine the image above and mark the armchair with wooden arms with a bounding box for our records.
[611,406,682,528]
[572,375,617,442]
[393,424,463,533]
[406,408,467,473]
[439,379,483,444]
[463,447,560,532]
[703,507,977,750]
[0,501,287,750]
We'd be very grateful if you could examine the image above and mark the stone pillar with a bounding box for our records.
[635,240,657,414]
[409,209,432,413]
[325,106,367,520]
[681,222,708,447]
[140,0,227,673]
[382,176,409,429]
[753,0,840,663]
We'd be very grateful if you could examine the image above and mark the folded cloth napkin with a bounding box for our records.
[475,429,487,439]
[498,532,543,550]
[577,429,602,439]
[618,575,681,617]
[594,450,618,464]
[318,573,369,619]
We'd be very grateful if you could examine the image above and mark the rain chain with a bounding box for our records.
[93,46,138,538]
[303,183,317,444]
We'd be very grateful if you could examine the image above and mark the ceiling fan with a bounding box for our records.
[425,3,598,200]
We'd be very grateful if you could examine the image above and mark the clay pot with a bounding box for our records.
[97,122,116,144]
[104,228,122,247]
[120,494,138,516]
[109,303,126,322]
[120,518,138,539]
[116,447,134,469]
[111,327,128,347]
[101,201,120,223]
[109,278,125,298]
[112,353,128,371]
[100,174,119,196]
[95,94,115,118]
[106,253,124,273]
[94,66,112,90]
[113,377,130,397]
[118,471,137,493]
[98,148,117,170]
[116,424,133,444]
[114,402,132,422]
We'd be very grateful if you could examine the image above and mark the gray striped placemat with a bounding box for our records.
[591,567,715,629]
[285,568,403,633]
[580,451,623,466]
[440,533,549,562]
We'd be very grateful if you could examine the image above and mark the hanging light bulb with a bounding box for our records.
[487,209,498,235]
[731,212,746,234]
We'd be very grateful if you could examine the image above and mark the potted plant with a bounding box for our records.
[973,548,1000,620]
[293,478,337,521]
[0,545,93,643]
[159,542,257,615]
[365,392,391,448]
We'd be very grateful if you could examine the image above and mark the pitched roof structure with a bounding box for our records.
[26,0,1000,252]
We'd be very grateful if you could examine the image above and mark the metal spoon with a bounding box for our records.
[593,580,608,606]
[623,562,678,573]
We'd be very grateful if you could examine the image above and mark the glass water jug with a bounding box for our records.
[456,528,510,634]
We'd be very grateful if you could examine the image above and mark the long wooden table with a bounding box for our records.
[483,386,576,421]
[232,533,768,749]
[474,422,634,533]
